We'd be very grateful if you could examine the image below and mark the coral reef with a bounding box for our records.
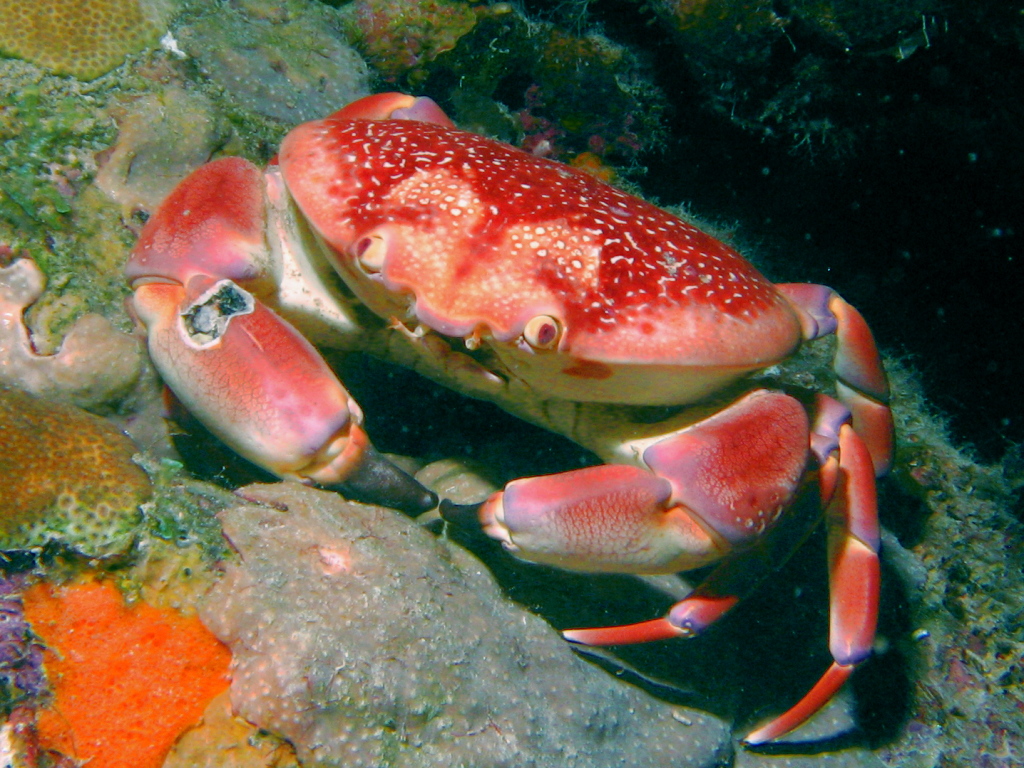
[23,577,231,768]
[344,0,480,82]
[0,0,175,80]
[0,258,142,409]
[0,74,141,360]
[176,2,370,126]
[0,1,1019,765]
[0,385,151,558]
[340,1,666,169]
[200,483,732,768]
[95,87,232,218]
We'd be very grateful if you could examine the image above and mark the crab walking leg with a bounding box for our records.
[744,422,880,744]
[777,284,893,475]
[460,390,881,743]
[131,277,435,513]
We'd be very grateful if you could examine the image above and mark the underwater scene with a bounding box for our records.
[0,1,1021,766]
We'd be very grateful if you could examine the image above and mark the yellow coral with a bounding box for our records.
[0,385,151,556]
[0,0,174,80]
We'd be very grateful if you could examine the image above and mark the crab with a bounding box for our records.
[125,93,894,745]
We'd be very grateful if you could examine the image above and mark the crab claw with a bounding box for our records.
[126,152,434,514]
[473,391,808,576]
[131,276,434,514]
[477,464,723,574]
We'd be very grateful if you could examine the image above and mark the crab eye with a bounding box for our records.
[523,315,561,349]
[354,234,386,273]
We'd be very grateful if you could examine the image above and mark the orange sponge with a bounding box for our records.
[23,579,231,768]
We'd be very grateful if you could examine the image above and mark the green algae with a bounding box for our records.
[136,457,235,564]
[0,68,136,347]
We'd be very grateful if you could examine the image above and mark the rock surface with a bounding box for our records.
[177,4,370,125]
[0,258,142,409]
[200,483,732,768]
[162,691,300,768]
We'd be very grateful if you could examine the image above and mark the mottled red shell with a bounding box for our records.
[280,118,800,368]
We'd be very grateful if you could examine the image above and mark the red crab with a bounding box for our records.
[125,93,893,744]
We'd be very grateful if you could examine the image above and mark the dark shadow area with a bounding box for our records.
[579,0,1024,465]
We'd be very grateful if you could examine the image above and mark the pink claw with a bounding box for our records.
[478,464,721,574]
[126,155,435,513]
[131,277,366,486]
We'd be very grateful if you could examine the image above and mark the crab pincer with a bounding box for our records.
[126,157,434,514]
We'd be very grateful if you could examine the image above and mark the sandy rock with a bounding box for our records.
[0,258,141,409]
[96,87,231,218]
[162,691,299,768]
[201,483,732,768]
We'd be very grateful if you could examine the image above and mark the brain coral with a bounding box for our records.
[201,483,731,768]
[0,385,151,557]
[0,0,174,80]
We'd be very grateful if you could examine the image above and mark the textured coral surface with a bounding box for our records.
[0,259,142,409]
[23,578,231,768]
[0,0,171,80]
[0,385,151,557]
[177,4,370,125]
[202,483,732,768]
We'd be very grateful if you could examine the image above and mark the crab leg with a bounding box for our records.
[777,284,893,475]
[452,391,880,743]
[127,157,434,513]
[744,420,880,744]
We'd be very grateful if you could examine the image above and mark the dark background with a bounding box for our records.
[555,0,1023,464]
